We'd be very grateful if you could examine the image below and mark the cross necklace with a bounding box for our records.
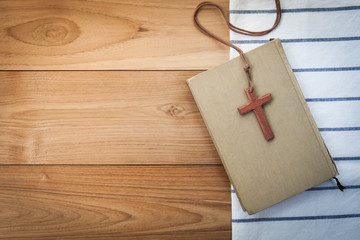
[238,87,274,141]
[193,1,281,141]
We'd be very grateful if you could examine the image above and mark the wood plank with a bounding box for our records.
[0,165,231,239]
[0,71,220,164]
[0,0,228,70]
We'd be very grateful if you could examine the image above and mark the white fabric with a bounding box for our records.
[230,0,360,239]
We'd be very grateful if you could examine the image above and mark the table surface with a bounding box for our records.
[0,0,231,239]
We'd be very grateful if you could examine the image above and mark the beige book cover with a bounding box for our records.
[187,39,338,214]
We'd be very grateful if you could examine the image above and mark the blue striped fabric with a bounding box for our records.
[231,36,360,44]
[230,5,360,14]
[230,0,360,239]
[232,213,360,223]
[292,67,360,72]
[319,127,360,132]
[333,156,360,161]
[306,97,360,102]
[231,185,360,193]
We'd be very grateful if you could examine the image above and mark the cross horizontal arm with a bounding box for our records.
[258,93,272,105]
[238,102,254,114]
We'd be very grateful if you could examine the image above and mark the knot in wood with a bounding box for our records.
[8,17,80,46]
[243,64,250,72]
[168,104,183,117]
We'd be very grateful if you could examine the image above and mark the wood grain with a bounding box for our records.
[0,1,232,238]
[0,0,228,70]
[0,165,231,239]
[0,71,220,164]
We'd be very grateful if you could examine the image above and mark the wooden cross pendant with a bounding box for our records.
[238,87,274,141]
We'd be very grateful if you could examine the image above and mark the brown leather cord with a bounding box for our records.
[193,1,282,92]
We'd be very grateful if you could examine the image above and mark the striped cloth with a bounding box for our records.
[229,0,360,239]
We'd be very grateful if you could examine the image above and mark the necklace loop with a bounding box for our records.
[193,1,282,92]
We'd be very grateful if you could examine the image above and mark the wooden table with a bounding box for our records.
[0,1,231,239]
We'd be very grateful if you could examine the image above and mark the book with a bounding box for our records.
[187,39,338,214]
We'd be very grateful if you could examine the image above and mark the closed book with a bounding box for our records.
[187,39,338,214]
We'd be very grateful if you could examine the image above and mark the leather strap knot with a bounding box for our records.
[243,64,250,72]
